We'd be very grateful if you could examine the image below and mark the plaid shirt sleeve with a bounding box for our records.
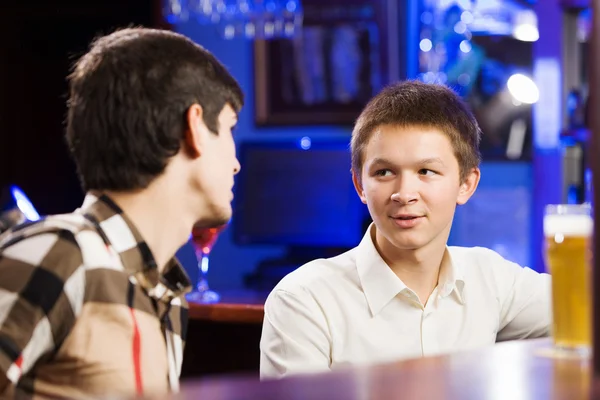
[0,228,85,395]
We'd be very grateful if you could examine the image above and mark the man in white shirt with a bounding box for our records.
[260,81,551,379]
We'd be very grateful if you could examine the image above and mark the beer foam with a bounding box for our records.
[543,214,593,236]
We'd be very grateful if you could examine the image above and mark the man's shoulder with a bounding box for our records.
[271,248,358,296]
[0,213,109,278]
[447,245,539,277]
[1,213,97,244]
[447,245,507,263]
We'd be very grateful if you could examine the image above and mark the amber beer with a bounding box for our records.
[544,204,593,352]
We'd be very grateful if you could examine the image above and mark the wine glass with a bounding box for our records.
[186,223,227,303]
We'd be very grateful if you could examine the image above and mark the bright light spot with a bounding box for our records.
[420,38,433,52]
[11,186,40,221]
[300,136,311,150]
[245,22,256,37]
[201,256,209,273]
[507,74,539,104]
[461,11,474,24]
[513,10,539,42]
[459,40,472,53]
[554,233,564,244]
[513,24,539,42]
[454,21,467,34]
[223,24,235,39]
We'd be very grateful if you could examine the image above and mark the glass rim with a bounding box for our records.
[544,203,592,216]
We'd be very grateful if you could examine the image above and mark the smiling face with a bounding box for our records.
[353,124,480,257]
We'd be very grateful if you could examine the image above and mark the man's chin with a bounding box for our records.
[195,206,232,228]
[374,224,422,251]
[387,232,428,250]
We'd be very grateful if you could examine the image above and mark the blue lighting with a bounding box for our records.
[10,185,40,221]
[266,1,276,12]
[299,136,311,150]
[286,1,297,12]
[420,11,433,25]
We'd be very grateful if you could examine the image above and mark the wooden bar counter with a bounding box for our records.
[181,290,267,378]
[174,338,594,399]
[187,290,266,324]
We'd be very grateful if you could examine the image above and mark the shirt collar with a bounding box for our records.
[437,249,466,304]
[356,224,465,316]
[78,192,192,300]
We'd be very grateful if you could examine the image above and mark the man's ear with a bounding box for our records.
[457,167,480,205]
[183,103,206,158]
[352,169,367,204]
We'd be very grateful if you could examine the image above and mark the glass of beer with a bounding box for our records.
[543,203,593,356]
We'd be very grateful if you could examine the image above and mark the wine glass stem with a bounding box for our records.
[197,252,210,292]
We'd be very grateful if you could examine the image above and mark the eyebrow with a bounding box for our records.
[370,158,395,167]
[417,157,445,166]
[369,157,446,167]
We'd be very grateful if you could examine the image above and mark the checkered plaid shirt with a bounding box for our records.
[0,193,192,399]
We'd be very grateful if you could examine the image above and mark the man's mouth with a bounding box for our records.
[392,214,422,220]
[390,214,424,228]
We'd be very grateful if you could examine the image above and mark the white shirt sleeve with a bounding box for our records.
[495,256,552,341]
[260,288,331,380]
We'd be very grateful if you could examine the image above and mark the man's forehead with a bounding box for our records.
[364,128,456,162]
[368,126,451,148]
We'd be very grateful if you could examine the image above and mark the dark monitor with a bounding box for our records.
[232,138,368,248]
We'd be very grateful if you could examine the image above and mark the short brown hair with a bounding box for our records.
[351,80,481,182]
[67,28,243,192]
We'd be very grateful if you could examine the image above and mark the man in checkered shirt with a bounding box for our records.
[0,27,243,398]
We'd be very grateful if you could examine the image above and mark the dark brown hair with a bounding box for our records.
[351,80,481,182]
[67,27,244,191]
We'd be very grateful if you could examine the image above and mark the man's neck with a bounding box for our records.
[103,179,194,272]
[373,227,447,305]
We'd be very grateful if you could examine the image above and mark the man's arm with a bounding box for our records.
[0,231,84,394]
[495,256,552,341]
[260,288,331,380]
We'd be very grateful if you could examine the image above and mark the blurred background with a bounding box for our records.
[0,0,590,293]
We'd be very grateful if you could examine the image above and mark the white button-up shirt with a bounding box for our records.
[260,225,551,379]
